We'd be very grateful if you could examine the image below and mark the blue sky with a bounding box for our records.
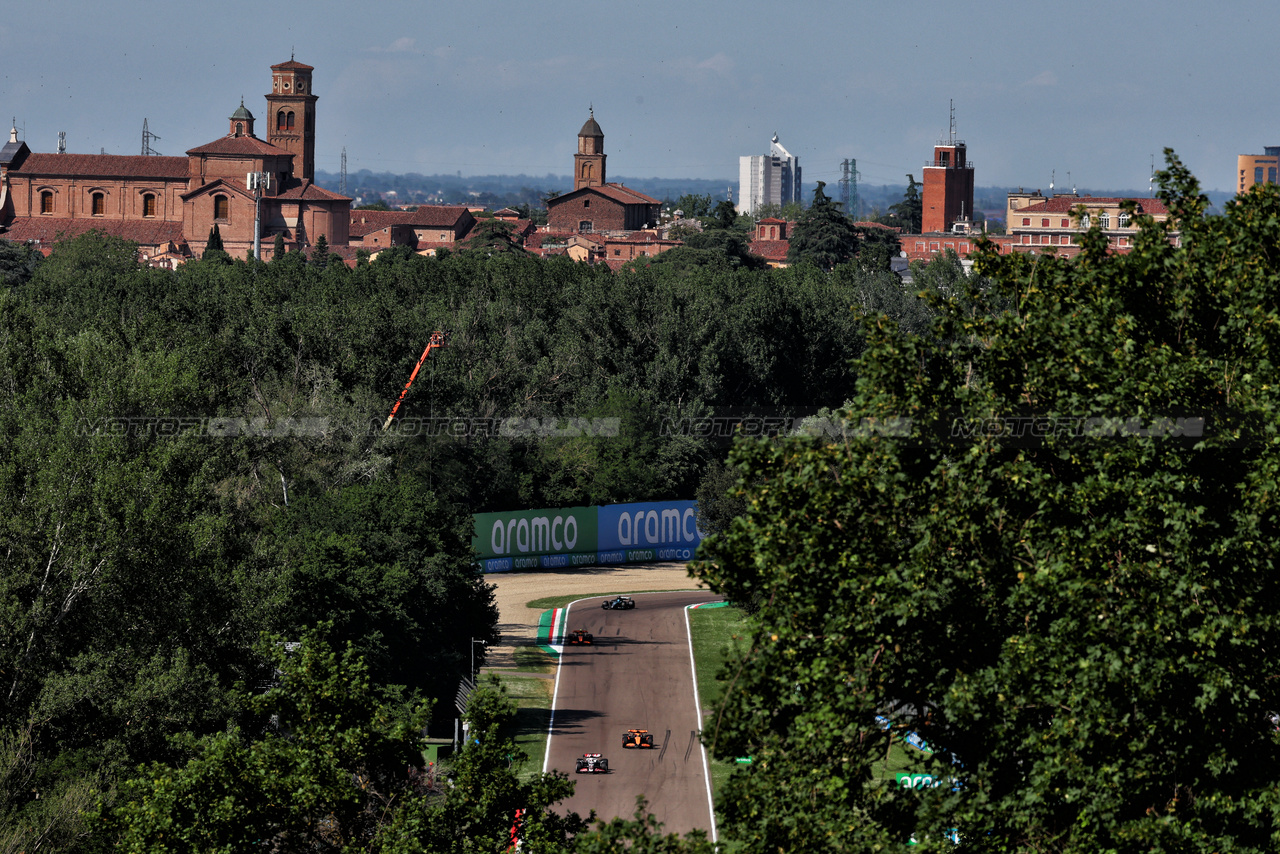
[2,0,1270,194]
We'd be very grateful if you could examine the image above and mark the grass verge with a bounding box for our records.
[489,673,555,781]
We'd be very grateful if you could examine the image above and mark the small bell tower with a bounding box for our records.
[574,107,606,191]
[265,56,317,180]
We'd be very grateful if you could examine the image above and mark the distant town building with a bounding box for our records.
[1237,146,1280,194]
[1005,191,1170,252]
[545,112,662,234]
[921,129,974,234]
[0,58,350,262]
[738,134,802,215]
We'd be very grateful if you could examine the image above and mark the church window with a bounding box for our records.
[583,199,590,208]
[277,111,286,131]
[214,195,229,222]
[91,192,105,216]
[287,111,295,130]
[235,122,244,137]
[40,191,54,214]
[143,194,156,218]
[579,221,593,233]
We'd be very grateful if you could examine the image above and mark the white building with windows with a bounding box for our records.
[738,134,802,215]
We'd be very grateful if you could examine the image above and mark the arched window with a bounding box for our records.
[286,111,295,130]
[581,163,593,182]
[40,190,54,214]
[277,111,286,131]
[1119,212,1131,228]
[234,122,244,137]
[143,194,156,218]
[1099,212,1111,229]
[214,195,229,221]
[91,192,105,216]
[1079,214,1091,229]
[578,220,593,233]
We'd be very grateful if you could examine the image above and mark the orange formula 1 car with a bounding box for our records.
[622,729,655,748]
[566,629,594,645]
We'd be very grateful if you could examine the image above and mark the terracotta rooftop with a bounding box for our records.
[597,183,660,205]
[13,152,189,180]
[349,205,472,236]
[276,179,348,201]
[3,217,187,247]
[186,135,291,157]
[748,239,790,261]
[1015,196,1169,216]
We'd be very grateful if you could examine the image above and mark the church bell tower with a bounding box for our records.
[266,57,318,181]
[574,108,606,191]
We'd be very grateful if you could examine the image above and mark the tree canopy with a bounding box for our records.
[786,181,861,270]
[694,153,1280,851]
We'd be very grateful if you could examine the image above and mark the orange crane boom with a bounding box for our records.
[382,331,447,432]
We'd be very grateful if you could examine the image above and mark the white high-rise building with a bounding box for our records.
[738,134,802,215]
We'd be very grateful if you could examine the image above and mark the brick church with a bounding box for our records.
[0,58,350,264]
[545,110,661,234]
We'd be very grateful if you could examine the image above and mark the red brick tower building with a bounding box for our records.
[266,58,318,181]
[921,105,975,234]
[574,108,606,191]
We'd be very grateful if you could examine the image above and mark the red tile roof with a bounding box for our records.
[853,221,902,233]
[272,60,314,71]
[748,239,790,261]
[275,179,348,201]
[1015,196,1169,215]
[597,183,660,205]
[12,152,189,180]
[186,135,291,157]
[348,205,471,237]
[3,217,186,247]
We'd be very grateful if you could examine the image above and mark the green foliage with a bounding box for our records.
[672,193,713,218]
[357,200,393,211]
[786,181,861,270]
[0,237,43,287]
[693,152,1280,851]
[270,480,497,702]
[103,626,431,852]
[709,199,739,231]
[572,799,714,854]
[461,217,528,255]
[887,173,922,233]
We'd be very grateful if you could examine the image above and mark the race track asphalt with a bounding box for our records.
[543,590,720,839]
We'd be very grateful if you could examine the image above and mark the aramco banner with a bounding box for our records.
[474,500,702,572]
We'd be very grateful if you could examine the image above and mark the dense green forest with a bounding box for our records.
[0,216,955,849]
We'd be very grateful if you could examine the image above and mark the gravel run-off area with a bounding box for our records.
[484,563,707,669]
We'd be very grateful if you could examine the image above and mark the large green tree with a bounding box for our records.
[786,181,860,270]
[888,173,922,234]
[694,154,1280,852]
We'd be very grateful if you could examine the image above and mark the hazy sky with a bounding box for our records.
[2,0,1270,194]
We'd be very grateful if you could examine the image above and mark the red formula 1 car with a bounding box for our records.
[566,628,594,645]
[575,753,610,773]
[622,728,655,749]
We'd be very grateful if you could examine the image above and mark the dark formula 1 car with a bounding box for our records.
[601,596,636,610]
[622,728,655,749]
[566,628,594,645]
[575,753,610,773]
